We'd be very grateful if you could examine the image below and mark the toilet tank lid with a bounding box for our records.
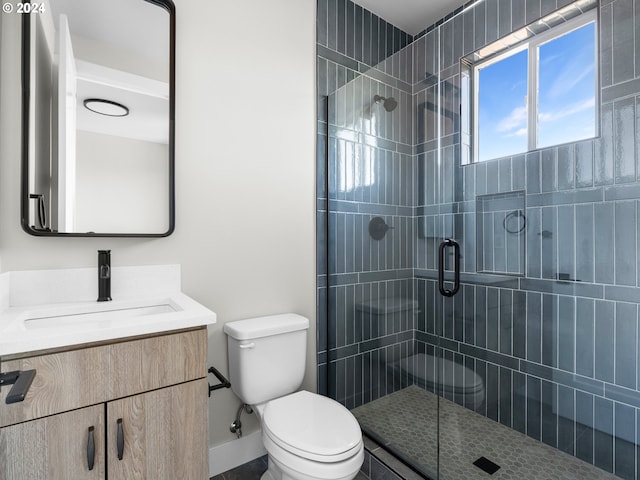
[224,313,309,340]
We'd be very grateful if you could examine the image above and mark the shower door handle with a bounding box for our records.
[438,239,460,297]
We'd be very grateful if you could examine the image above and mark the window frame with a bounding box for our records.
[468,8,599,163]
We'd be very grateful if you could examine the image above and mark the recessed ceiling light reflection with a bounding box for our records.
[83,98,129,117]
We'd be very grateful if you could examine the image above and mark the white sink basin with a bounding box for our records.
[24,303,178,330]
[0,293,216,356]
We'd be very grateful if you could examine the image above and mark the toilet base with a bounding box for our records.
[261,453,363,480]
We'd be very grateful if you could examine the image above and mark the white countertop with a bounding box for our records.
[0,265,216,356]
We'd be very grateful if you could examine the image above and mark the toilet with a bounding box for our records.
[224,313,364,480]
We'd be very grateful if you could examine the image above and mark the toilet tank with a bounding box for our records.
[224,313,309,405]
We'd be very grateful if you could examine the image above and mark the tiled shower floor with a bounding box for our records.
[352,385,618,480]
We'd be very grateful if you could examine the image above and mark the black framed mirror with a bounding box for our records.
[21,0,175,237]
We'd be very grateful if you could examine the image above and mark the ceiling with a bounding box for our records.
[351,0,469,36]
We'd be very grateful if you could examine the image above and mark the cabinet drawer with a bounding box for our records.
[0,328,207,427]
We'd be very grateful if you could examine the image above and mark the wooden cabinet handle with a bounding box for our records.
[116,418,124,460]
[87,426,95,471]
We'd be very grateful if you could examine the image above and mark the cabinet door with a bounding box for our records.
[0,404,105,480]
[107,378,208,480]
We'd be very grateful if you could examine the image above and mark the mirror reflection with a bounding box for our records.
[22,0,174,236]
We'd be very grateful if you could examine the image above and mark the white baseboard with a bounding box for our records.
[208,430,268,478]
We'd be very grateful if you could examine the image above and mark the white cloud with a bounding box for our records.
[496,104,527,133]
[538,97,595,123]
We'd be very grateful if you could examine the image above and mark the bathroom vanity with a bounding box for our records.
[0,266,216,479]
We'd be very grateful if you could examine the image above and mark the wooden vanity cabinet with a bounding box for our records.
[0,328,209,480]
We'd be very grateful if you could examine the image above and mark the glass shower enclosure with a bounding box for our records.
[320,0,640,478]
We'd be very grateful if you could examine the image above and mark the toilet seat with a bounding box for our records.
[259,391,362,463]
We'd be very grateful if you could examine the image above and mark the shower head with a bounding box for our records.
[373,95,398,112]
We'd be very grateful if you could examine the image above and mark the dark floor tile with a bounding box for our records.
[210,455,268,480]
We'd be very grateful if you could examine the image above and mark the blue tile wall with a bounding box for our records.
[318,0,640,478]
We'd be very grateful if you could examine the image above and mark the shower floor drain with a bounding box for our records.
[473,456,501,475]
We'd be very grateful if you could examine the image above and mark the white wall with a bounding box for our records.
[0,0,316,463]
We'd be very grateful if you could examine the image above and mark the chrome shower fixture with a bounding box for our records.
[373,94,398,112]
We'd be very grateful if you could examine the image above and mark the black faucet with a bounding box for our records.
[97,250,112,302]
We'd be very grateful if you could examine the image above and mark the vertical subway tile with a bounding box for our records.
[362,9,372,65]
[542,294,557,368]
[487,288,499,352]
[346,2,355,59]
[575,391,594,464]
[354,4,363,62]
[511,0,526,30]
[452,14,463,67]
[596,103,615,186]
[327,0,338,52]
[615,201,637,286]
[527,292,543,364]
[485,0,499,44]
[558,296,575,373]
[486,160,499,194]
[541,380,558,448]
[499,158,512,193]
[557,385,575,455]
[474,2,486,51]
[614,403,636,480]
[317,0,329,47]
[557,144,575,190]
[637,96,640,184]
[614,97,636,184]
[370,14,379,65]
[525,0,540,25]
[594,300,615,383]
[615,302,637,389]
[486,363,499,421]
[499,367,512,428]
[336,0,346,55]
[575,140,594,188]
[464,213,477,274]
[594,202,615,284]
[527,207,542,278]
[540,0,556,16]
[557,205,575,281]
[498,0,512,38]
[600,3,613,88]
[499,289,513,355]
[576,298,595,378]
[526,151,541,193]
[476,286,487,348]
[512,371,527,434]
[527,376,542,441]
[540,207,557,280]
[575,203,595,283]
[594,396,614,473]
[612,0,635,85]
[636,0,640,80]
[513,291,527,359]
[512,155,526,190]
[463,9,475,56]
[464,284,476,345]
[541,149,557,193]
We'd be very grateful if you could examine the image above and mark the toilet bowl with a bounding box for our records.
[257,391,364,480]
[224,314,364,480]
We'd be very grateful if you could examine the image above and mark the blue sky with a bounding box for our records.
[477,22,596,162]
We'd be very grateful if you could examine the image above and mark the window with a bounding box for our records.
[462,9,598,163]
